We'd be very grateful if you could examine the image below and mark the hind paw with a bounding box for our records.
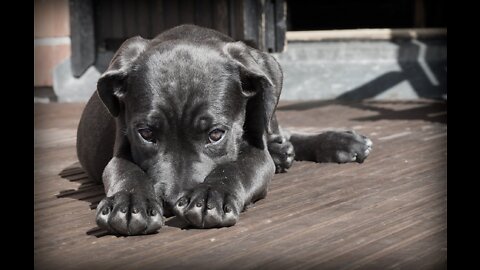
[316,131,373,164]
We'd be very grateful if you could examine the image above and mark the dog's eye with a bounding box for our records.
[208,129,225,143]
[138,128,155,142]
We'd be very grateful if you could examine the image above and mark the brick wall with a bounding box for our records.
[34,0,71,87]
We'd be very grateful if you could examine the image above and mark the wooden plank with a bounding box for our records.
[179,0,195,25]
[123,0,138,37]
[136,0,151,38]
[150,0,165,37]
[93,0,110,47]
[242,0,259,48]
[164,0,179,29]
[231,0,244,40]
[34,100,447,269]
[256,0,266,51]
[264,0,275,52]
[206,190,446,270]
[111,0,124,39]
[228,0,236,39]
[111,175,445,269]
[274,0,286,52]
[194,0,213,28]
[69,0,95,77]
[213,0,229,35]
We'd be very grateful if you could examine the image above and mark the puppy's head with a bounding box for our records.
[96,34,281,202]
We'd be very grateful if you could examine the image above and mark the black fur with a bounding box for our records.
[76,25,372,235]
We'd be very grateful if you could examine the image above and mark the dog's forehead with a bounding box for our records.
[147,44,230,84]
[126,43,244,122]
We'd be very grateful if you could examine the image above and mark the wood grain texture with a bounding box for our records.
[34,100,447,270]
[213,0,230,35]
[69,0,95,77]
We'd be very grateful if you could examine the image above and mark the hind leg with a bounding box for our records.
[269,116,373,171]
[290,130,373,164]
[76,93,116,183]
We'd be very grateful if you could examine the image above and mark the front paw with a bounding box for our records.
[320,131,373,164]
[173,184,242,228]
[96,190,164,235]
[268,134,295,173]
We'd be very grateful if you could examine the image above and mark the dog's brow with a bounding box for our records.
[194,115,212,131]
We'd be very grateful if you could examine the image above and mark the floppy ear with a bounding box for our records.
[223,41,283,135]
[97,36,150,117]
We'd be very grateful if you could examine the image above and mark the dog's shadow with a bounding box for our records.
[58,162,190,238]
[57,162,104,210]
[58,162,110,237]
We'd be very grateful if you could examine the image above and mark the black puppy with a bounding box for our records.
[76,25,372,235]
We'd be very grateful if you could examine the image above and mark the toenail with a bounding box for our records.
[102,208,110,215]
[224,205,232,213]
[196,202,203,207]
[120,207,127,213]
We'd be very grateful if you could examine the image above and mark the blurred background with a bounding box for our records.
[34,0,446,103]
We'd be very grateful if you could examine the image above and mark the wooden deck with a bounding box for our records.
[34,100,447,270]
